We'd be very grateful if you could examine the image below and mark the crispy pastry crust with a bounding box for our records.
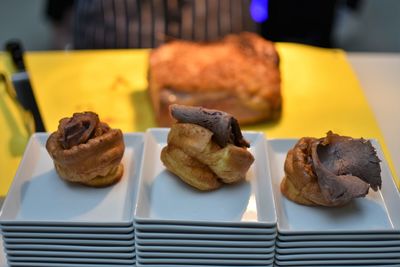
[281,137,332,206]
[281,133,381,207]
[148,32,281,126]
[46,126,125,186]
[80,164,124,187]
[160,123,254,191]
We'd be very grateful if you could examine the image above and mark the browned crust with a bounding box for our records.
[161,145,222,191]
[79,164,124,188]
[148,32,281,126]
[281,137,352,207]
[161,123,254,191]
[46,128,125,184]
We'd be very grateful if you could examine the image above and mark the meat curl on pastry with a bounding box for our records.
[281,131,382,207]
[161,105,255,191]
[46,112,125,187]
[148,32,281,126]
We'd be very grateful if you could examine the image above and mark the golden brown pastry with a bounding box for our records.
[282,131,382,207]
[148,32,281,126]
[161,105,255,191]
[46,112,125,187]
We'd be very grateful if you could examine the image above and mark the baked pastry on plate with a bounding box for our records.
[46,112,125,187]
[161,104,255,191]
[148,32,281,126]
[282,131,382,207]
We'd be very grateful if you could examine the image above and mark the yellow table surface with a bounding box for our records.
[0,43,398,197]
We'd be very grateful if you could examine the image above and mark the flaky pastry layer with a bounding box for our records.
[161,123,254,191]
[46,128,125,183]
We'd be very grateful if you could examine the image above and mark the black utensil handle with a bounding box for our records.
[12,73,46,132]
[5,40,26,71]
[5,40,46,132]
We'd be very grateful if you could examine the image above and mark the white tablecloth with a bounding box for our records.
[347,53,400,179]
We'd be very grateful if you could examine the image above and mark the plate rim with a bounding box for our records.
[134,128,277,225]
[267,138,400,234]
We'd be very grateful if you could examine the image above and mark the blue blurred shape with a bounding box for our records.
[250,0,269,23]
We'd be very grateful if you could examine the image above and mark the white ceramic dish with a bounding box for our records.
[135,237,275,247]
[0,225,134,233]
[138,251,273,259]
[0,235,5,267]
[8,263,132,267]
[276,246,400,254]
[3,238,135,246]
[137,256,274,265]
[4,243,135,252]
[135,224,276,234]
[0,133,144,227]
[136,264,273,267]
[274,263,400,267]
[136,244,274,253]
[136,231,275,240]
[276,239,400,248]
[274,259,400,266]
[134,129,276,226]
[7,256,135,264]
[267,139,400,234]
[276,252,400,260]
[277,233,400,241]
[5,250,135,258]
[2,231,134,239]
[135,217,275,228]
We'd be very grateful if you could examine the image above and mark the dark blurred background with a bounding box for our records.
[0,0,399,52]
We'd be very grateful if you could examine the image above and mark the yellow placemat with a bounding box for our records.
[0,43,392,197]
[0,54,31,197]
[26,49,154,133]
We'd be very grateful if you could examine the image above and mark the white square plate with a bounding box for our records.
[274,259,400,266]
[8,263,132,267]
[136,256,274,265]
[135,128,276,226]
[274,263,399,267]
[136,244,274,254]
[267,139,400,234]
[135,230,275,240]
[4,243,135,252]
[0,133,144,226]
[275,240,400,248]
[4,238,135,246]
[275,246,400,254]
[1,231,134,240]
[135,236,275,247]
[134,224,276,234]
[137,251,273,260]
[136,264,273,267]
[277,233,400,241]
[7,256,135,264]
[5,250,135,258]
[276,252,400,260]
[1,225,134,233]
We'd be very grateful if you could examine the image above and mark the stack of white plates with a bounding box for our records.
[134,129,277,267]
[0,133,144,267]
[267,138,400,267]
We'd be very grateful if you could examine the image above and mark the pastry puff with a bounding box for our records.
[281,133,381,207]
[281,137,331,206]
[161,123,254,191]
[46,121,125,187]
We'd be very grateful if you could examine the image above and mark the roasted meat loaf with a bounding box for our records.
[148,32,281,126]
